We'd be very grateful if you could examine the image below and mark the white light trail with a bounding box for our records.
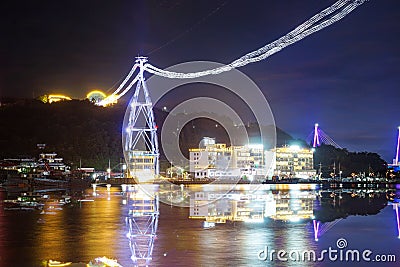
[99,0,369,104]
[97,64,139,106]
[111,64,138,96]
[145,0,368,79]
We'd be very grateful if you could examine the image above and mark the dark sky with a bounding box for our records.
[1,0,399,162]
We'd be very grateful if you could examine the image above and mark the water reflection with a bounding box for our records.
[393,203,400,238]
[187,185,316,225]
[315,188,391,222]
[181,184,400,242]
[0,188,6,264]
[0,184,399,266]
[123,185,159,266]
[34,188,121,265]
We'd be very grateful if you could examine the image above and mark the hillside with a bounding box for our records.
[0,99,293,170]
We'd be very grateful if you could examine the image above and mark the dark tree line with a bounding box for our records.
[313,144,387,177]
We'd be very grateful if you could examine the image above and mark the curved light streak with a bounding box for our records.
[99,0,369,103]
[145,0,368,79]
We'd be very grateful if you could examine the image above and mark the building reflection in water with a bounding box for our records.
[189,185,316,225]
[187,184,397,240]
[123,184,159,266]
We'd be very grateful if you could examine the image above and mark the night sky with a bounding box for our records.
[1,0,399,162]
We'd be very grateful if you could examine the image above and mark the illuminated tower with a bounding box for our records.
[308,123,341,149]
[395,126,400,165]
[313,123,320,148]
[123,57,159,182]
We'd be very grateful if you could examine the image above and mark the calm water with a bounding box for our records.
[0,184,399,267]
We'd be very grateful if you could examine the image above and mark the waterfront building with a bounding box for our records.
[189,138,316,180]
[270,145,316,179]
[38,153,70,174]
[126,151,156,181]
[0,152,70,178]
[188,137,267,180]
[0,157,37,178]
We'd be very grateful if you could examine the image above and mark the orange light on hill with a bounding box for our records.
[48,94,72,103]
[86,90,107,100]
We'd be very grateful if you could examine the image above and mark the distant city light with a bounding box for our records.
[48,94,72,103]
[289,145,301,152]
[248,144,264,149]
[86,90,107,103]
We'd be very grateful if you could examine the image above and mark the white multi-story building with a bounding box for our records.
[189,137,267,180]
[270,145,316,179]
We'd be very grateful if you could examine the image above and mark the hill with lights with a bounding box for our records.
[0,99,387,175]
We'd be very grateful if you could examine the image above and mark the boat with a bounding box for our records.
[3,198,43,210]
[47,259,72,266]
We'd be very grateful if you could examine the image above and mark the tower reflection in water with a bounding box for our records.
[123,185,159,266]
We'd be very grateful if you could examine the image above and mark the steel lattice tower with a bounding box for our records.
[124,57,159,181]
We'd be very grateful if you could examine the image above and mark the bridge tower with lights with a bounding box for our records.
[123,57,159,182]
[308,123,341,149]
[312,123,321,148]
[394,126,400,166]
[388,126,400,172]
